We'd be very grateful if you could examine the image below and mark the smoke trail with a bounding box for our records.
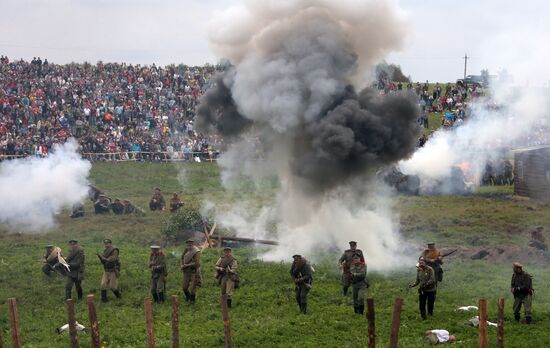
[0,139,91,231]
[196,0,419,269]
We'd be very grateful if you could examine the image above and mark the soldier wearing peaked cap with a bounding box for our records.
[65,240,85,300]
[420,242,443,282]
[409,256,437,320]
[290,254,313,314]
[181,239,201,304]
[339,241,365,296]
[149,245,167,303]
[216,247,239,308]
[511,262,533,324]
[97,239,121,302]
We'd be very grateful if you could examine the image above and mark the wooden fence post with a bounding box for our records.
[66,299,79,348]
[479,299,488,348]
[0,323,4,348]
[497,298,504,348]
[221,294,232,348]
[172,295,180,348]
[144,298,156,348]
[87,294,101,348]
[366,298,375,348]
[7,298,21,348]
[389,298,403,348]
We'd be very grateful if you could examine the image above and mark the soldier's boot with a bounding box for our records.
[76,287,83,300]
[300,303,307,314]
[343,287,349,296]
[152,293,159,303]
[227,299,232,308]
[189,294,196,304]
[526,316,532,324]
[353,306,359,314]
[421,312,427,320]
[158,292,165,303]
[514,313,520,322]
[65,289,72,300]
[113,289,122,299]
[101,290,108,303]
[183,290,190,303]
[358,305,365,315]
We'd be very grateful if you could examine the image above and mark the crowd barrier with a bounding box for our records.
[0,151,219,162]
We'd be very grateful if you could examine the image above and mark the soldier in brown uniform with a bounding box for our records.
[96,239,121,302]
[420,242,443,282]
[149,188,166,211]
[181,239,201,304]
[409,257,437,319]
[65,240,85,300]
[170,192,184,213]
[338,241,365,296]
[511,262,533,324]
[149,245,167,303]
[216,247,238,308]
[43,245,62,276]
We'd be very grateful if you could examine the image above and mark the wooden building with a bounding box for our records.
[513,145,550,201]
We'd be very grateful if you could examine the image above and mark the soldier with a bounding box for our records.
[421,242,443,282]
[111,199,125,215]
[69,202,85,218]
[290,254,313,314]
[409,257,437,319]
[96,239,121,302]
[65,240,85,300]
[42,245,62,276]
[170,192,184,213]
[94,195,111,214]
[511,262,533,324]
[350,254,368,315]
[149,188,166,211]
[338,241,365,296]
[149,245,167,303]
[215,247,238,308]
[181,239,201,304]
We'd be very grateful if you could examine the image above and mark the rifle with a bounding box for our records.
[441,249,458,258]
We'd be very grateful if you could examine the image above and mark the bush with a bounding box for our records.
[162,206,204,241]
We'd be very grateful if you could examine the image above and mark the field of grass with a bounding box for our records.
[1,162,550,347]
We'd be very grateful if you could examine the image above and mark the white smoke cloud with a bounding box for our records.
[0,139,91,231]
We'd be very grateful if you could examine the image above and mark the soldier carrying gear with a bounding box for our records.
[409,257,437,320]
[215,247,239,309]
[42,245,68,276]
[511,262,533,324]
[149,245,167,303]
[290,254,313,314]
[338,241,365,296]
[96,239,121,302]
[170,192,184,213]
[181,239,201,304]
[421,242,443,282]
[65,240,85,300]
[350,254,369,315]
[94,195,111,214]
[149,188,166,211]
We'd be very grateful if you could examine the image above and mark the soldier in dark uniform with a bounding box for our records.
[181,239,201,303]
[511,262,533,324]
[170,192,184,213]
[69,202,85,218]
[338,241,365,296]
[149,188,166,211]
[350,254,368,314]
[94,195,111,214]
[96,239,121,302]
[290,254,313,314]
[409,257,437,319]
[65,240,85,300]
[111,199,125,215]
[149,245,167,303]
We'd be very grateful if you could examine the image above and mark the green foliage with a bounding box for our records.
[162,206,204,241]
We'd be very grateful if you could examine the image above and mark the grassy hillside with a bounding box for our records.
[1,163,550,347]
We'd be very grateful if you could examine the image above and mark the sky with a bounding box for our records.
[1,0,549,83]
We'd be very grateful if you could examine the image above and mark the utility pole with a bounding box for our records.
[463,53,468,79]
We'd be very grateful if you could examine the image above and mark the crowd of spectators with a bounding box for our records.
[0,55,223,161]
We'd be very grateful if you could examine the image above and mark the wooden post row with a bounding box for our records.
[478,299,488,348]
[144,298,156,348]
[87,295,101,348]
[7,298,21,348]
[389,298,403,348]
[366,298,375,348]
[221,294,233,348]
[172,295,180,348]
[497,298,505,348]
[66,299,79,348]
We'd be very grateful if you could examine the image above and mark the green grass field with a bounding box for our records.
[1,163,550,347]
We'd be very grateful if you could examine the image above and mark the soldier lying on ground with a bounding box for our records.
[70,202,84,218]
[94,195,111,214]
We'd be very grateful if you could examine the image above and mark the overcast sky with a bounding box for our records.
[1,0,548,83]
